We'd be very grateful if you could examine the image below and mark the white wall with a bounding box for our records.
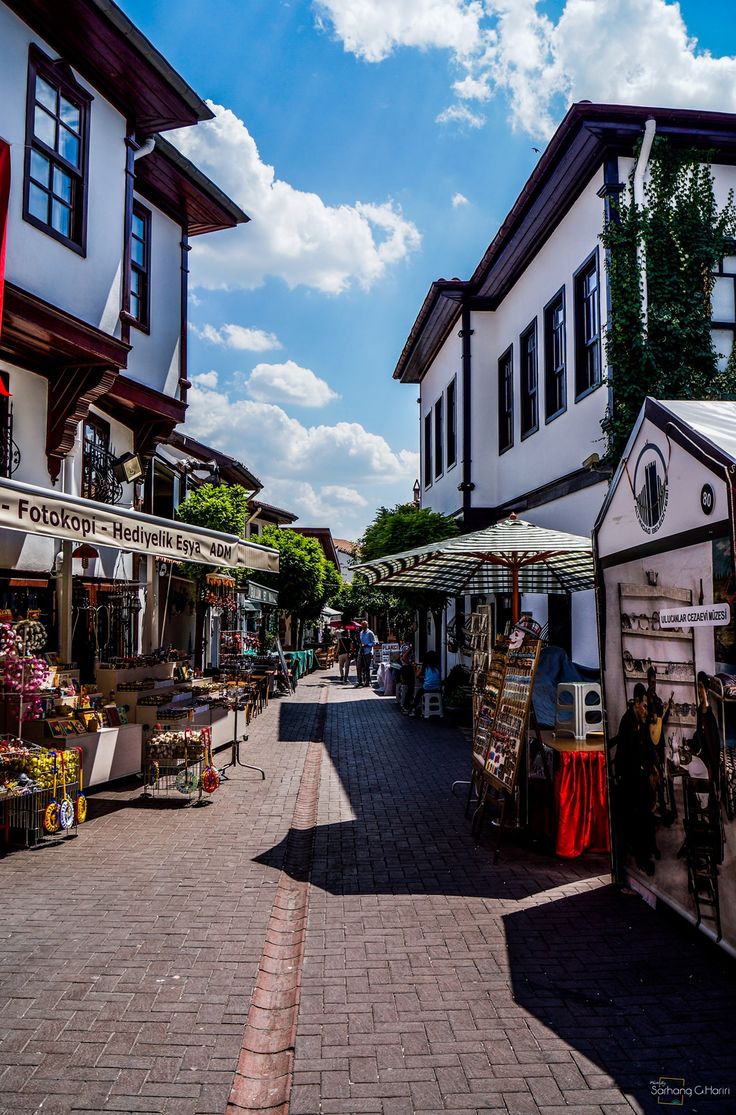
[125,196,182,396]
[418,325,462,517]
[0,7,126,335]
[470,167,609,511]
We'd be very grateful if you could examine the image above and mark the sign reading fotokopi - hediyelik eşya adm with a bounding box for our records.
[0,476,278,572]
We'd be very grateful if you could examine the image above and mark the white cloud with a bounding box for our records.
[191,370,219,387]
[452,192,469,207]
[191,322,283,352]
[315,0,736,139]
[314,0,484,62]
[436,104,485,128]
[171,103,421,294]
[182,380,418,537]
[245,360,339,407]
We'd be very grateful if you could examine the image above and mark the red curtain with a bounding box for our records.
[555,751,610,858]
[0,140,9,343]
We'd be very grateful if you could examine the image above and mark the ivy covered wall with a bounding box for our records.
[602,138,736,462]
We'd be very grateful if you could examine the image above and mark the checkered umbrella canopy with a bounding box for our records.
[352,514,594,620]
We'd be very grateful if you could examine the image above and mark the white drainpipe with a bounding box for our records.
[633,118,657,336]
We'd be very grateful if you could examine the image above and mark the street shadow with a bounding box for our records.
[504,886,736,1114]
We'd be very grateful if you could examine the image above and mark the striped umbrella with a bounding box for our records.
[352,514,594,622]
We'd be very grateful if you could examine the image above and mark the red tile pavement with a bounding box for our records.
[1,666,735,1115]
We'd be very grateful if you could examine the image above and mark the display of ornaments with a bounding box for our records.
[14,619,47,652]
[0,622,20,655]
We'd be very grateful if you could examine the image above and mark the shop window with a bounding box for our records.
[520,319,538,439]
[446,377,457,469]
[424,411,433,487]
[498,346,514,454]
[434,396,443,479]
[574,250,601,399]
[544,288,566,421]
[23,45,90,254]
[711,253,736,372]
[82,415,122,505]
[130,203,151,330]
[0,373,20,479]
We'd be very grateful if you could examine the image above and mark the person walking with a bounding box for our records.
[335,629,353,683]
[356,619,377,687]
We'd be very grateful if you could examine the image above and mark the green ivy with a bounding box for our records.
[601,138,736,462]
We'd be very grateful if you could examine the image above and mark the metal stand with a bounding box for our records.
[217,698,264,781]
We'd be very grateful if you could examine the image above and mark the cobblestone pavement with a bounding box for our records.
[1,670,735,1115]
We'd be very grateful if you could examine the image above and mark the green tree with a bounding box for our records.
[175,483,251,668]
[358,503,458,562]
[602,138,736,462]
[258,526,339,648]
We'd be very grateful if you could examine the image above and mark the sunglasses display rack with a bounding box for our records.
[469,607,494,729]
[472,635,508,769]
[470,632,542,794]
[618,582,697,736]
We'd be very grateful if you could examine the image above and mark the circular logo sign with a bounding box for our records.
[701,483,715,516]
[633,442,668,535]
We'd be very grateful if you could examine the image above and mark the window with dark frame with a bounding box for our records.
[711,251,736,372]
[434,396,443,479]
[423,412,433,487]
[574,251,601,398]
[130,203,151,329]
[498,347,513,453]
[82,415,121,504]
[520,320,538,438]
[446,377,457,469]
[544,288,566,421]
[24,46,90,252]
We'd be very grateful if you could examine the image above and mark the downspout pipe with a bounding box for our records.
[633,118,657,336]
[133,136,156,161]
[459,301,474,522]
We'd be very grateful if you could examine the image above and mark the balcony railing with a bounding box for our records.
[0,415,21,479]
[82,442,123,505]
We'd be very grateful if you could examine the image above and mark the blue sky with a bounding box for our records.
[120,0,736,541]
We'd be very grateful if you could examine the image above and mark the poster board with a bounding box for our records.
[470,629,541,794]
[276,638,293,693]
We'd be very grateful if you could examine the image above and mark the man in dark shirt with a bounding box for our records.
[614,683,659,876]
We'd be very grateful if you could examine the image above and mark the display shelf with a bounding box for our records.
[620,627,692,641]
[619,583,692,601]
[624,671,696,683]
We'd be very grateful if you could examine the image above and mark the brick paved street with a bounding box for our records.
[1,669,735,1115]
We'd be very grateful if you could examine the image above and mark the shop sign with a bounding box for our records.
[0,476,278,572]
[246,580,279,605]
[660,602,731,628]
[632,442,669,535]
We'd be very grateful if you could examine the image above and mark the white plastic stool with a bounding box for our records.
[421,692,444,719]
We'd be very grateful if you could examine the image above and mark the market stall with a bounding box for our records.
[594,398,736,953]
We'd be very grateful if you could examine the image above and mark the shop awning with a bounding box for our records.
[0,475,279,573]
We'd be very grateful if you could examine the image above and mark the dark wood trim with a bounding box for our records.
[46,365,118,482]
[179,233,190,402]
[120,136,136,346]
[104,374,186,424]
[493,465,607,518]
[1,282,130,368]
[598,518,732,571]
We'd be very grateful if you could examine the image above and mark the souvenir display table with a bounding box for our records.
[284,649,318,679]
[535,730,609,858]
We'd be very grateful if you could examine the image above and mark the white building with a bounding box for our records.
[0,0,251,671]
[394,102,736,667]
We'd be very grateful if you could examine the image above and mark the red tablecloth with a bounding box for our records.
[554,750,610,858]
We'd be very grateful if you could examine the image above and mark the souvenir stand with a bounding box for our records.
[594,398,736,954]
[467,625,542,859]
[142,725,220,803]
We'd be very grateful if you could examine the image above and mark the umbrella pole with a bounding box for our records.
[511,562,520,624]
